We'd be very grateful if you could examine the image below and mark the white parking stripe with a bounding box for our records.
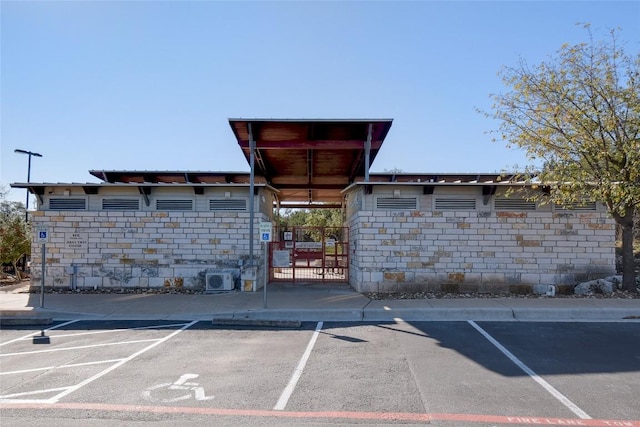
[0,338,160,357]
[31,323,192,340]
[0,319,79,348]
[468,320,591,420]
[46,320,198,403]
[0,386,70,399]
[0,359,125,376]
[274,321,323,411]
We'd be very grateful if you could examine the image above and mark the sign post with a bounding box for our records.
[37,227,49,308]
[259,222,272,308]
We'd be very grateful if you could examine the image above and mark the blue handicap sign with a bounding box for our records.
[262,233,270,241]
[39,231,47,239]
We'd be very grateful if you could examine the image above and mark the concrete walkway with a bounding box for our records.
[1,282,640,324]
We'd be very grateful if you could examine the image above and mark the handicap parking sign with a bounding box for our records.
[259,222,272,242]
[37,227,49,243]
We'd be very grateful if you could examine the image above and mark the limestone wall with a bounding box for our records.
[346,186,616,293]
[28,186,273,291]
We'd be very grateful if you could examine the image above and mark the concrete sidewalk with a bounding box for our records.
[1,282,640,325]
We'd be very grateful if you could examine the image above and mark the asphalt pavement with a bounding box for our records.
[1,281,639,325]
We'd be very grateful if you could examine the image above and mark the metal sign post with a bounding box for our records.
[263,241,268,308]
[259,222,272,308]
[37,227,49,308]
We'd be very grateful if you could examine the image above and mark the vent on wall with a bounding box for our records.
[554,201,597,211]
[49,198,86,210]
[376,197,417,210]
[155,199,193,211]
[494,198,536,211]
[102,198,140,210]
[205,272,234,291]
[209,199,247,211]
[434,198,476,210]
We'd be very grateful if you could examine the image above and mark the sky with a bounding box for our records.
[1,1,639,205]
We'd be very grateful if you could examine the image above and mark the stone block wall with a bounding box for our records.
[29,210,269,290]
[347,189,616,293]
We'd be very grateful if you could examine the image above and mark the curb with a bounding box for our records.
[512,307,640,321]
[0,315,53,326]
[362,307,515,321]
[212,318,302,328]
[223,308,364,322]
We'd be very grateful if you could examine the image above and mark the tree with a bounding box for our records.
[0,187,31,282]
[485,25,640,292]
[276,208,344,229]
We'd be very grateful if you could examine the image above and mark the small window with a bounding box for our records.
[494,198,536,211]
[102,198,140,210]
[554,201,596,211]
[209,199,247,211]
[155,199,193,211]
[434,198,476,210]
[375,197,417,210]
[49,198,87,210]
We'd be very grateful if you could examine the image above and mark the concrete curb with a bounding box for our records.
[3,306,640,324]
[222,308,364,322]
[0,310,53,326]
[212,318,302,328]
[363,307,515,321]
[512,307,640,321]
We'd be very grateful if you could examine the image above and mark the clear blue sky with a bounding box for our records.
[2,1,639,204]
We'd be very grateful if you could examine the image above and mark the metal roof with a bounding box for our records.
[89,170,259,184]
[10,119,539,208]
[12,172,536,209]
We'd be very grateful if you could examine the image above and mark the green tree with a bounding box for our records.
[485,26,640,292]
[276,208,343,229]
[0,187,31,282]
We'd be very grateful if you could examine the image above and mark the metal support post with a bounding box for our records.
[263,241,268,308]
[364,123,372,182]
[248,123,255,268]
[40,243,46,308]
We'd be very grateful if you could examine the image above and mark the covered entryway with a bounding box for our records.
[269,226,349,283]
[228,118,393,288]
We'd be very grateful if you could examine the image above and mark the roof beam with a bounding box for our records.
[82,186,99,195]
[138,187,151,206]
[348,149,364,183]
[237,140,383,150]
[30,186,45,205]
[307,149,313,185]
[276,202,343,209]
[271,183,345,190]
[364,123,372,182]
[482,185,497,205]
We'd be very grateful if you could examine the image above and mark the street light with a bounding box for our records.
[14,149,43,222]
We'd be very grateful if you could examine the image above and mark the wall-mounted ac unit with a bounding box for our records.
[206,272,234,291]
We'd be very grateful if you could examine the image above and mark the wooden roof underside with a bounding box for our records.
[228,119,393,206]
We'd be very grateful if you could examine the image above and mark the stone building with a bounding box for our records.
[12,119,616,294]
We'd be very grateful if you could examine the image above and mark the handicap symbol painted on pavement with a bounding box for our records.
[142,373,214,403]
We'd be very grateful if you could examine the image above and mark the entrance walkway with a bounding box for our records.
[1,282,639,323]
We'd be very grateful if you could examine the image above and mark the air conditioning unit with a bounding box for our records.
[206,272,234,291]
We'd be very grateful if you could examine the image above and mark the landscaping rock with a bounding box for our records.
[574,279,615,296]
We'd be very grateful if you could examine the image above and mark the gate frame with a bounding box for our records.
[268,226,349,284]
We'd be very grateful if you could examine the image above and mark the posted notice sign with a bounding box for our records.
[36,227,49,243]
[259,222,272,242]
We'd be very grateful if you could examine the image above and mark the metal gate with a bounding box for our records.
[269,226,349,283]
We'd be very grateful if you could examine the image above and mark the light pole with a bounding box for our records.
[14,149,43,222]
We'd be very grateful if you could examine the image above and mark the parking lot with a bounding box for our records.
[1,320,639,426]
